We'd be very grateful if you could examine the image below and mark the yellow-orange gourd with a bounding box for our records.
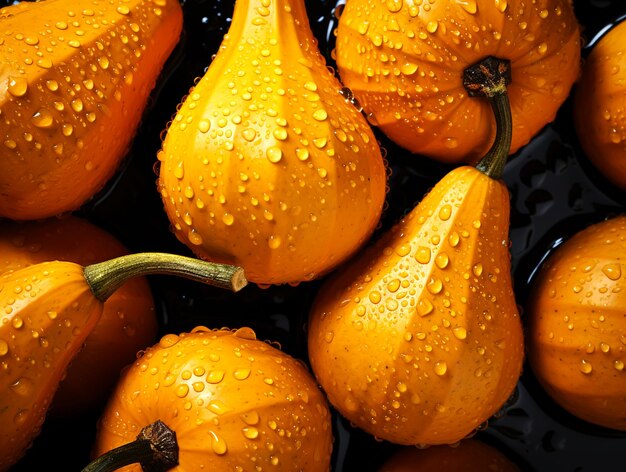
[91,327,333,471]
[527,215,626,431]
[157,0,387,285]
[0,216,157,417]
[335,0,580,163]
[308,60,524,445]
[0,0,183,220]
[574,19,626,190]
[0,253,245,471]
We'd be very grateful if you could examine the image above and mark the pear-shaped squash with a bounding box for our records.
[334,0,580,164]
[0,0,183,220]
[0,253,245,471]
[87,327,333,472]
[0,216,158,417]
[157,0,387,285]
[527,215,626,431]
[307,58,524,445]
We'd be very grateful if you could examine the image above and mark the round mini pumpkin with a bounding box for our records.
[91,327,333,471]
[527,215,626,430]
[335,0,581,163]
[574,19,626,190]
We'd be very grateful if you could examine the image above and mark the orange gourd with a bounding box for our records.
[307,58,524,445]
[0,215,157,416]
[87,327,333,471]
[0,253,245,471]
[0,0,183,220]
[157,0,387,285]
[378,439,520,472]
[527,215,626,431]
[574,19,626,190]
[335,0,581,163]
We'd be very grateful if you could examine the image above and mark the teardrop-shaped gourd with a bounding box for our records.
[0,216,158,417]
[157,0,387,285]
[307,58,524,445]
[0,0,183,220]
[527,215,626,431]
[87,327,333,472]
[0,253,245,471]
[335,0,580,163]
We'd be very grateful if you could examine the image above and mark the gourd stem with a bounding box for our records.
[462,56,513,180]
[84,252,247,302]
[81,420,178,472]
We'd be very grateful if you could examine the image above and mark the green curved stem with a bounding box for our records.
[84,252,247,302]
[463,56,513,180]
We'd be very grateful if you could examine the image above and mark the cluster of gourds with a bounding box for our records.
[1,0,625,470]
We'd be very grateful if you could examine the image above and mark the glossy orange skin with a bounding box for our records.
[94,327,333,471]
[0,0,183,220]
[378,439,520,472]
[527,215,626,430]
[0,216,157,417]
[574,20,626,190]
[308,166,524,445]
[335,0,580,163]
[0,261,103,471]
[157,0,387,285]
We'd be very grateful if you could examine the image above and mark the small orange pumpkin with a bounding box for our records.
[335,0,581,163]
[89,327,333,471]
[527,215,626,431]
[574,19,626,190]
[0,0,183,220]
[0,215,157,417]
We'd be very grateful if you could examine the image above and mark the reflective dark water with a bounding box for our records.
[4,0,626,470]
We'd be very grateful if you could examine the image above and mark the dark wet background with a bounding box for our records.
[5,0,626,470]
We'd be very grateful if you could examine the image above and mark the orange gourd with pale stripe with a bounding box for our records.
[0,0,182,220]
[157,0,387,285]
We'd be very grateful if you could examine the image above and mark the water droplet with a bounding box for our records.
[452,327,467,340]
[242,411,260,425]
[207,370,225,384]
[159,333,180,348]
[579,359,592,375]
[198,119,211,133]
[0,340,8,356]
[117,5,130,15]
[234,368,251,380]
[242,426,259,439]
[175,384,189,398]
[472,263,483,277]
[602,263,621,281]
[434,361,448,376]
[222,213,235,226]
[268,235,282,249]
[31,109,54,128]
[614,360,624,371]
[369,291,382,304]
[209,430,228,455]
[267,146,283,163]
[456,0,477,14]
[415,246,431,264]
[417,298,434,316]
[7,76,28,97]
[313,109,328,121]
[427,278,443,294]
[208,400,232,416]
[435,253,449,269]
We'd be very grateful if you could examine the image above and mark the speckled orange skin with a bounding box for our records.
[308,166,524,446]
[574,20,626,190]
[0,0,183,220]
[157,0,387,286]
[0,261,103,471]
[94,327,333,471]
[527,215,626,431]
[0,215,157,417]
[335,0,580,163]
[377,439,521,472]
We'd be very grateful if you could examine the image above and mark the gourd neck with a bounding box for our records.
[228,0,312,49]
[462,56,513,180]
[83,252,247,302]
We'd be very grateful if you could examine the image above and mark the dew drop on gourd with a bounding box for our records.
[434,361,448,376]
[242,426,259,439]
[209,430,228,455]
[0,339,8,356]
[435,253,449,269]
[31,109,54,128]
[242,411,260,425]
[579,359,593,375]
[7,76,28,97]
[207,370,225,384]
[601,263,622,281]
[415,246,431,264]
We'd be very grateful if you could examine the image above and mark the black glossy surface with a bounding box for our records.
[4,0,626,470]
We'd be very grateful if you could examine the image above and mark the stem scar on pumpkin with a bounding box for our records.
[463,56,513,180]
[81,420,178,472]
